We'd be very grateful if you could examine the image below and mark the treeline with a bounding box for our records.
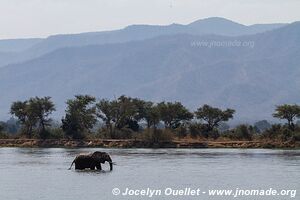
[0,95,300,143]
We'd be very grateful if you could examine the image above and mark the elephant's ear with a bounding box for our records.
[91,152,97,157]
[91,152,97,159]
[107,154,112,162]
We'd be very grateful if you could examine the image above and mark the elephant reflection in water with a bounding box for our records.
[69,151,113,171]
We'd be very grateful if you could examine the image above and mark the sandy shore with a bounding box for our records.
[0,139,298,148]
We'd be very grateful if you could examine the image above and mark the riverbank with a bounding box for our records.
[0,139,299,148]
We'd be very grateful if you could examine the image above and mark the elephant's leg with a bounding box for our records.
[96,163,102,170]
[75,163,81,170]
[90,165,96,170]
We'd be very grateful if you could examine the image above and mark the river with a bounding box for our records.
[0,148,299,200]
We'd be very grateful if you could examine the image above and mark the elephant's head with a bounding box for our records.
[92,151,113,171]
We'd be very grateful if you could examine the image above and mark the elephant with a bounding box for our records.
[69,151,113,171]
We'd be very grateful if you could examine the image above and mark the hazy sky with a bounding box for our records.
[1,0,300,39]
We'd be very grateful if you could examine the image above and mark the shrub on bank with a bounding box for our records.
[189,123,207,138]
[47,128,65,139]
[188,123,220,139]
[136,128,174,143]
[222,124,254,140]
[0,132,9,139]
[291,131,300,141]
[174,125,188,138]
[96,127,135,139]
[261,124,300,142]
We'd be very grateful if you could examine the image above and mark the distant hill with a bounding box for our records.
[0,38,42,67]
[0,17,286,67]
[0,21,299,121]
[0,38,42,53]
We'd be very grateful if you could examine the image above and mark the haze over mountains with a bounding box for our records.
[0,17,286,67]
[0,17,299,122]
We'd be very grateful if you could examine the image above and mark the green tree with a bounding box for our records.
[0,122,8,139]
[10,101,37,138]
[0,123,4,133]
[114,95,140,130]
[28,97,55,138]
[273,104,300,130]
[157,101,193,129]
[145,104,161,129]
[131,98,152,124]
[97,96,146,138]
[10,97,55,138]
[62,95,96,139]
[96,99,117,138]
[234,124,253,140]
[97,97,164,138]
[142,104,162,142]
[0,123,4,134]
[195,104,235,132]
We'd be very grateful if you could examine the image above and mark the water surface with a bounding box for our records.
[0,148,299,200]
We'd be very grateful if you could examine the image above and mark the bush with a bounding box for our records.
[208,130,220,139]
[236,125,253,140]
[96,127,111,139]
[260,124,300,142]
[278,127,293,141]
[114,128,134,139]
[139,128,174,143]
[261,124,282,139]
[291,132,300,141]
[47,128,65,139]
[0,131,9,139]
[189,123,210,138]
[96,126,135,139]
[223,124,253,140]
[174,125,188,138]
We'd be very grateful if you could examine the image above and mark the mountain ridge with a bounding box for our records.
[0,17,288,68]
[0,22,299,122]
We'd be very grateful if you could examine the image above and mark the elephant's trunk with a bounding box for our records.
[107,155,113,171]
